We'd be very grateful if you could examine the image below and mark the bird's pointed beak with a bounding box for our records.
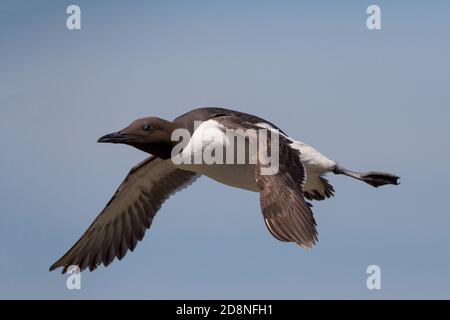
[97,131,127,144]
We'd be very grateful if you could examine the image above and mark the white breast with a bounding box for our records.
[172,119,260,192]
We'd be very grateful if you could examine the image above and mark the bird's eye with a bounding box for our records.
[142,124,152,131]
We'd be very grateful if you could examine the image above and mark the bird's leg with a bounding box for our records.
[333,165,400,188]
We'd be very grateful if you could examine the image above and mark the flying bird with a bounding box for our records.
[50,107,399,272]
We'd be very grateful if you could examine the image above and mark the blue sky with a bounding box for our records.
[1,0,449,299]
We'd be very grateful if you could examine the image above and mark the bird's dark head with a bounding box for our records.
[97,117,178,159]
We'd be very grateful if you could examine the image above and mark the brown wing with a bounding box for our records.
[256,136,318,248]
[50,157,198,273]
[213,114,318,248]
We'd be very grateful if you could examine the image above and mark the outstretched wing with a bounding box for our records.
[50,157,199,273]
[215,115,318,248]
[256,137,318,248]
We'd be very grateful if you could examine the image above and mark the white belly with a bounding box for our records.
[178,162,259,192]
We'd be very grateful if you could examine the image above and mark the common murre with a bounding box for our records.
[50,107,399,272]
